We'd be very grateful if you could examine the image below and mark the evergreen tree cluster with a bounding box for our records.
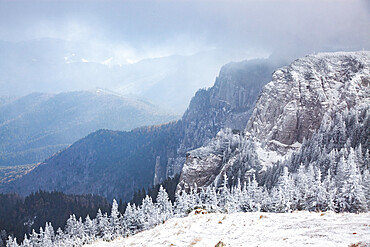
[5,186,174,247]
[6,164,369,246]
[0,191,109,247]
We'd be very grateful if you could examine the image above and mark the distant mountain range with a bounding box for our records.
[3,51,368,207]
[0,90,178,166]
[0,38,257,113]
[0,57,286,200]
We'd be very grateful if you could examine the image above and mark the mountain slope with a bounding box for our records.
[179,51,370,190]
[0,90,177,166]
[87,212,370,247]
[1,57,286,201]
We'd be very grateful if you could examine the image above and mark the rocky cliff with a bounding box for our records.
[170,58,285,176]
[179,51,370,190]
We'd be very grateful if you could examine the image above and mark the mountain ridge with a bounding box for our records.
[179,51,370,190]
[1,57,286,201]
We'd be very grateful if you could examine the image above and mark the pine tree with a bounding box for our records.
[323,169,337,211]
[100,213,111,241]
[124,203,142,235]
[312,168,327,211]
[363,169,370,210]
[273,167,296,212]
[84,215,97,243]
[230,179,243,213]
[247,174,263,212]
[40,222,54,246]
[54,227,65,246]
[95,209,104,238]
[174,190,191,216]
[110,199,121,239]
[29,229,39,247]
[295,163,309,210]
[6,236,18,247]
[204,186,219,212]
[65,214,79,244]
[21,234,30,247]
[337,150,368,212]
[156,185,173,222]
[140,195,158,229]
[218,173,231,213]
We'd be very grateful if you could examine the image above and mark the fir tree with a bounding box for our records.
[156,186,173,222]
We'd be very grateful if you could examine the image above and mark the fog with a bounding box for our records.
[0,0,369,112]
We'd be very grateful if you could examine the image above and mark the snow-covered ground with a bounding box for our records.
[87,211,370,247]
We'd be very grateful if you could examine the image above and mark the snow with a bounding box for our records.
[86,211,370,247]
[255,141,286,169]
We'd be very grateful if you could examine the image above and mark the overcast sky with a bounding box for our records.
[0,0,369,62]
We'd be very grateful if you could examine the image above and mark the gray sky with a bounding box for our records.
[1,0,369,63]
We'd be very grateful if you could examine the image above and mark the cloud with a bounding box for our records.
[0,0,369,60]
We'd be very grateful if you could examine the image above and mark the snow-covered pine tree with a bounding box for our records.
[156,185,173,222]
[312,168,327,211]
[363,169,370,210]
[295,163,309,210]
[40,222,54,246]
[124,203,142,235]
[140,195,158,229]
[230,179,243,213]
[54,227,65,246]
[95,209,104,238]
[272,167,296,212]
[204,186,219,212]
[20,234,30,247]
[84,215,97,243]
[247,174,263,212]
[323,169,337,212]
[218,173,231,213]
[110,199,121,239]
[6,236,18,247]
[336,150,368,212]
[28,229,39,247]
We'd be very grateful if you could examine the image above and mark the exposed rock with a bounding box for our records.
[179,51,370,190]
[171,58,285,176]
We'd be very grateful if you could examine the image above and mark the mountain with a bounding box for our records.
[1,57,286,201]
[0,38,258,113]
[179,51,370,190]
[0,90,177,166]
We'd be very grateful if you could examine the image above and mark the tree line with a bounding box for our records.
[5,156,369,246]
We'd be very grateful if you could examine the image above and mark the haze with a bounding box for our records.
[0,0,369,113]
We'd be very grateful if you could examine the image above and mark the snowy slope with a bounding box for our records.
[87,212,370,247]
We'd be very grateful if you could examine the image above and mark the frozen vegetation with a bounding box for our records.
[5,159,369,246]
[87,211,370,247]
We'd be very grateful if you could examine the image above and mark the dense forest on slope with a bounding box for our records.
[0,191,110,245]
[0,174,180,246]
[2,122,183,201]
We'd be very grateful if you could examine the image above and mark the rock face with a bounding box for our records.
[248,51,370,148]
[1,58,284,201]
[179,51,370,190]
[171,58,284,176]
